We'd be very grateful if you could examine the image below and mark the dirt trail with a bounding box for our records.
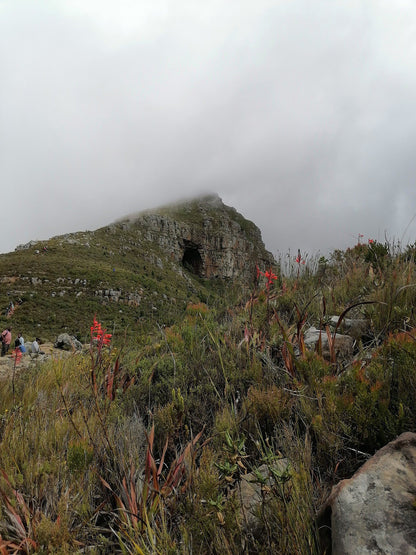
[0,343,88,379]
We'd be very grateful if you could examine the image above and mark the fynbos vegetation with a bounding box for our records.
[1,212,416,552]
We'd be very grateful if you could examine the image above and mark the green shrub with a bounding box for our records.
[243,384,294,436]
[67,440,94,473]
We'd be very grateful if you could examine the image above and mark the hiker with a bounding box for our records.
[1,327,12,356]
[6,301,14,317]
[14,332,25,353]
[31,338,45,356]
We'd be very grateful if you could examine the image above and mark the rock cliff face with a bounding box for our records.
[118,194,274,281]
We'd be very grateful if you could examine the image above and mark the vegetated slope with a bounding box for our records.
[0,237,416,552]
[0,194,274,343]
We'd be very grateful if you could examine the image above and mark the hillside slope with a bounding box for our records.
[0,194,274,342]
[0,228,416,552]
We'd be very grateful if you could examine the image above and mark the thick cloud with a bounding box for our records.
[1,1,416,259]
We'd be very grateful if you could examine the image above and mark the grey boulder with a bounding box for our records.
[54,333,82,351]
[319,432,416,554]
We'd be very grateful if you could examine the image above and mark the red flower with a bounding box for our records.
[12,348,22,365]
[263,269,278,289]
[368,239,374,244]
[296,253,305,264]
[256,267,278,289]
[264,270,277,283]
[91,316,112,345]
[296,249,305,264]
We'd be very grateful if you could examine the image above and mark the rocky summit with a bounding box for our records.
[116,194,274,281]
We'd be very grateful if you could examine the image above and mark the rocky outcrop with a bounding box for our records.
[304,327,354,361]
[319,432,416,554]
[94,289,142,306]
[54,333,83,351]
[303,315,371,362]
[119,194,274,281]
[237,461,289,533]
[329,316,370,341]
[15,240,40,251]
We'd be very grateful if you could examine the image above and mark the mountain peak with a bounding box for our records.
[115,193,273,280]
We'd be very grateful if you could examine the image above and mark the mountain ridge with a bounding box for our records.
[0,194,275,342]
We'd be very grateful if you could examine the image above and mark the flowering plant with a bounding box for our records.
[296,249,305,265]
[256,266,278,290]
[90,316,112,346]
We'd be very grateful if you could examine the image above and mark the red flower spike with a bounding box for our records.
[12,348,22,365]
[91,315,112,346]
[263,269,278,289]
[256,267,277,290]
[264,270,277,283]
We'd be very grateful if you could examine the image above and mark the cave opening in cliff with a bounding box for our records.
[182,246,203,276]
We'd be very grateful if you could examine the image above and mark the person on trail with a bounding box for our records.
[1,327,12,356]
[14,333,25,353]
[31,338,44,356]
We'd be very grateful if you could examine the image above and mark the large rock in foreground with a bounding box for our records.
[319,432,416,554]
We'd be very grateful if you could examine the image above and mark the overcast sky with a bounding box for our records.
[1,1,416,260]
